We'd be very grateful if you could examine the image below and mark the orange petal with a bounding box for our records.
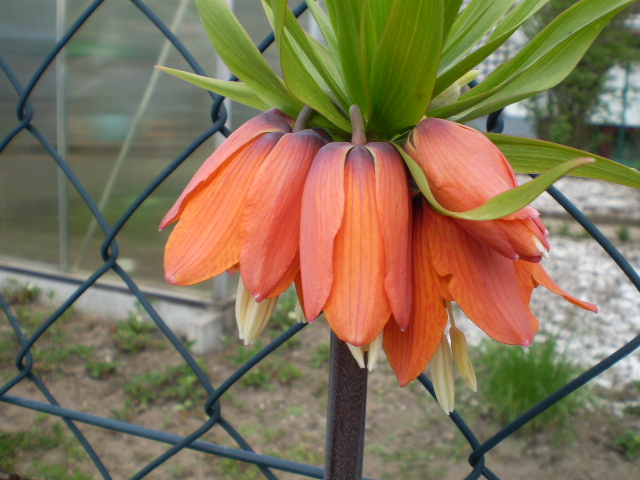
[454,218,519,261]
[241,130,326,300]
[406,117,534,222]
[160,110,291,229]
[528,263,598,312]
[384,199,449,386]
[324,146,392,346]
[257,254,300,300]
[300,143,352,319]
[293,271,309,321]
[425,206,538,346]
[164,132,285,285]
[368,142,412,329]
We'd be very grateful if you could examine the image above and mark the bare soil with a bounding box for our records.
[1,297,639,480]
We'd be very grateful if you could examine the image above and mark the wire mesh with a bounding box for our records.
[1,1,639,479]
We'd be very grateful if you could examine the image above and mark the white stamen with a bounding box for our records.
[234,277,278,345]
[366,332,384,372]
[294,299,306,323]
[431,334,455,415]
[450,326,478,392]
[532,234,550,258]
[347,332,384,371]
[446,301,478,392]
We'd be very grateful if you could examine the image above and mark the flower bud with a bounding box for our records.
[428,71,479,110]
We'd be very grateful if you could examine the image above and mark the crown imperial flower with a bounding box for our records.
[405,117,551,262]
[162,109,326,303]
[299,139,412,347]
[383,197,597,388]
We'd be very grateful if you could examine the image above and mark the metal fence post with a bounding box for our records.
[324,332,368,480]
[56,0,70,272]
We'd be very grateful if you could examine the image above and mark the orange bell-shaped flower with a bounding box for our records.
[405,117,550,262]
[300,141,412,346]
[161,109,326,301]
[384,198,597,387]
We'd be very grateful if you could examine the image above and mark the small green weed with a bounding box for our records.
[617,225,631,242]
[123,361,208,410]
[273,357,302,385]
[27,461,94,480]
[213,458,261,479]
[558,223,572,236]
[0,337,15,363]
[0,278,41,304]
[239,357,302,390]
[615,429,640,460]
[478,336,585,433]
[267,290,301,348]
[0,422,88,475]
[112,305,161,353]
[86,358,120,379]
[263,427,285,443]
[225,342,265,366]
[310,342,331,368]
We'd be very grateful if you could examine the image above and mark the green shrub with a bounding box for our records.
[478,336,585,432]
[615,430,640,460]
[617,225,631,242]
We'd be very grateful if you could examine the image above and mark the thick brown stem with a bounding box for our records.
[323,332,368,480]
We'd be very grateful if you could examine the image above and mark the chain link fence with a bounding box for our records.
[1,1,640,479]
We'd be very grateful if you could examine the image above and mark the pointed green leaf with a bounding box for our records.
[194,0,294,113]
[325,0,369,116]
[487,133,640,189]
[267,0,350,131]
[305,0,340,63]
[434,0,550,97]
[490,0,550,38]
[433,25,519,98]
[263,0,349,109]
[435,0,636,120]
[443,0,464,41]
[429,21,611,119]
[360,1,379,78]
[156,67,271,111]
[367,0,444,135]
[395,143,594,221]
[441,0,516,71]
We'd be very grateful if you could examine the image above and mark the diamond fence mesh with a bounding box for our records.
[1,1,640,479]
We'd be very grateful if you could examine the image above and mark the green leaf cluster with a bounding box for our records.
[157,0,640,217]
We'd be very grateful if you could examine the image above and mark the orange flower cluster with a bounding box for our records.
[161,109,596,388]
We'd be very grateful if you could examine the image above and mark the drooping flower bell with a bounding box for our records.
[405,117,550,262]
[384,197,597,393]
[161,108,327,343]
[299,106,412,348]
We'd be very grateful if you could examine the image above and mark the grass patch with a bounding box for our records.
[111,304,163,354]
[85,358,120,379]
[615,429,640,460]
[310,342,331,368]
[478,336,586,433]
[123,360,209,411]
[0,422,92,478]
